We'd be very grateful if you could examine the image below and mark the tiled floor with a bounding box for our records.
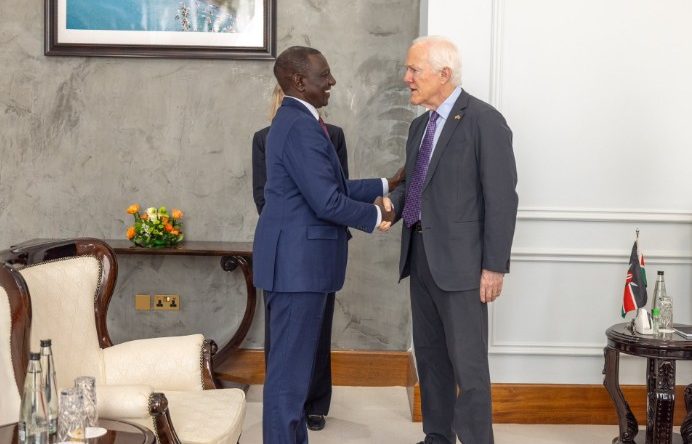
[241,385,624,443]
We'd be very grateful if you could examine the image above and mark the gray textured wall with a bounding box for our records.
[0,0,420,350]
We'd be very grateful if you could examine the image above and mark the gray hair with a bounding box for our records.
[412,35,462,86]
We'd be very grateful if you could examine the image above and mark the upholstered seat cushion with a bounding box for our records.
[125,388,246,444]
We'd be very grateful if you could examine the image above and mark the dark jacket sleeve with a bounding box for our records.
[328,124,349,179]
[283,120,378,233]
[251,127,270,214]
[476,108,518,273]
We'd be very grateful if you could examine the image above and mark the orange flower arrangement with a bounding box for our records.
[126,205,184,248]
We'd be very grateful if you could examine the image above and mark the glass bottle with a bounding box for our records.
[652,271,674,333]
[652,271,666,309]
[18,352,48,443]
[39,339,58,435]
[651,271,666,333]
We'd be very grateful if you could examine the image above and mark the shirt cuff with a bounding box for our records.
[381,178,389,195]
[373,205,382,232]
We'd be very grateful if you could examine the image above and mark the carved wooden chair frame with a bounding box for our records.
[0,263,31,394]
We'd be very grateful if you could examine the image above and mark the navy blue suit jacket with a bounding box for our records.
[253,123,349,214]
[253,98,382,293]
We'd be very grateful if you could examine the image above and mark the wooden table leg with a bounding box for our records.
[647,357,655,444]
[680,384,692,443]
[215,255,256,366]
[647,358,676,444]
[603,346,638,442]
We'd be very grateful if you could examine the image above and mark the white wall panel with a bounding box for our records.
[425,0,692,384]
[499,0,692,210]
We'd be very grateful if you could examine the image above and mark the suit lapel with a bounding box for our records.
[326,128,348,191]
[422,91,470,190]
[325,126,348,192]
[284,98,349,192]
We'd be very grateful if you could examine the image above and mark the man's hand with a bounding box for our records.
[374,196,394,231]
[387,166,406,192]
[480,269,504,303]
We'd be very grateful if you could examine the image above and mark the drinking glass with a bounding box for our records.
[658,297,674,334]
[57,387,86,442]
[74,376,98,427]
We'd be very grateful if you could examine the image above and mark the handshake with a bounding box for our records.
[374,196,394,232]
[373,166,404,232]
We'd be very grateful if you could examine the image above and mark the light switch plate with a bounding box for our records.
[135,294,151,311]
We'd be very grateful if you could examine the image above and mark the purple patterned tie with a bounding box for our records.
[402,111,439,228]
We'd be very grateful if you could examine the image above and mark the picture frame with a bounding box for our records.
[44,0,276,60]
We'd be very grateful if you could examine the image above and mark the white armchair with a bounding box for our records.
[1,238,246,443]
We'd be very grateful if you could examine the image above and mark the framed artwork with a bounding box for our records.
[44,0,276,60]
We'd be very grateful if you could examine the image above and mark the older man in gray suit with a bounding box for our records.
[384,36,518,444]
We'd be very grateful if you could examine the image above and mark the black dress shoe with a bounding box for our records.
[307,414,326,431]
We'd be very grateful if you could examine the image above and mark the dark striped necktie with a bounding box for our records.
[402,111,440,228]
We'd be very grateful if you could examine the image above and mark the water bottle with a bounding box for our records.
[651,271,665,333]
[652,271,674,333]
[18,352,48,443]
[652,271,666,310]
[39,340,58,435]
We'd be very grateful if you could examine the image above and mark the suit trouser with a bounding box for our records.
[263,291,327,444]
[265,292,334,416]
[409,231,494,444]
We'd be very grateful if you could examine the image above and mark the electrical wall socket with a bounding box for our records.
[135,294,151,311]
[153,294,180,311]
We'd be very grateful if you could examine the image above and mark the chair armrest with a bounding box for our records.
[201,339,219,390]
[103,334,204,391]
[96,384,153,419]
[97,386,181,444]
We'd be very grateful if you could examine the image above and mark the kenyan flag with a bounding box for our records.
[621,240,648,317]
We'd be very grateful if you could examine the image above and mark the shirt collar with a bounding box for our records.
[432,86,462,121]
[285,96,320,120]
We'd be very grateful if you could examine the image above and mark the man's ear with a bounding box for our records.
[439,67,452,84]
[292,73,305,92]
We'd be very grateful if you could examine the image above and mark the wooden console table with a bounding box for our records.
[106,239,254,368]
[604,323,692,444]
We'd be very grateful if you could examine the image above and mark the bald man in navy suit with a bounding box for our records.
[252,86,348,432]
[253,46,396,444]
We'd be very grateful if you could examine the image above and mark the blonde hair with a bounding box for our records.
[268,84,285,120]
[412,35,462,87]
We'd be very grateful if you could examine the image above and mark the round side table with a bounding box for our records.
[604,322,692,444]
[0,418,155,443]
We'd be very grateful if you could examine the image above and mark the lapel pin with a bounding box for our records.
[454,114,462,120]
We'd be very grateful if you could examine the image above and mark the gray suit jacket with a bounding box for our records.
[389,89,518,292]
